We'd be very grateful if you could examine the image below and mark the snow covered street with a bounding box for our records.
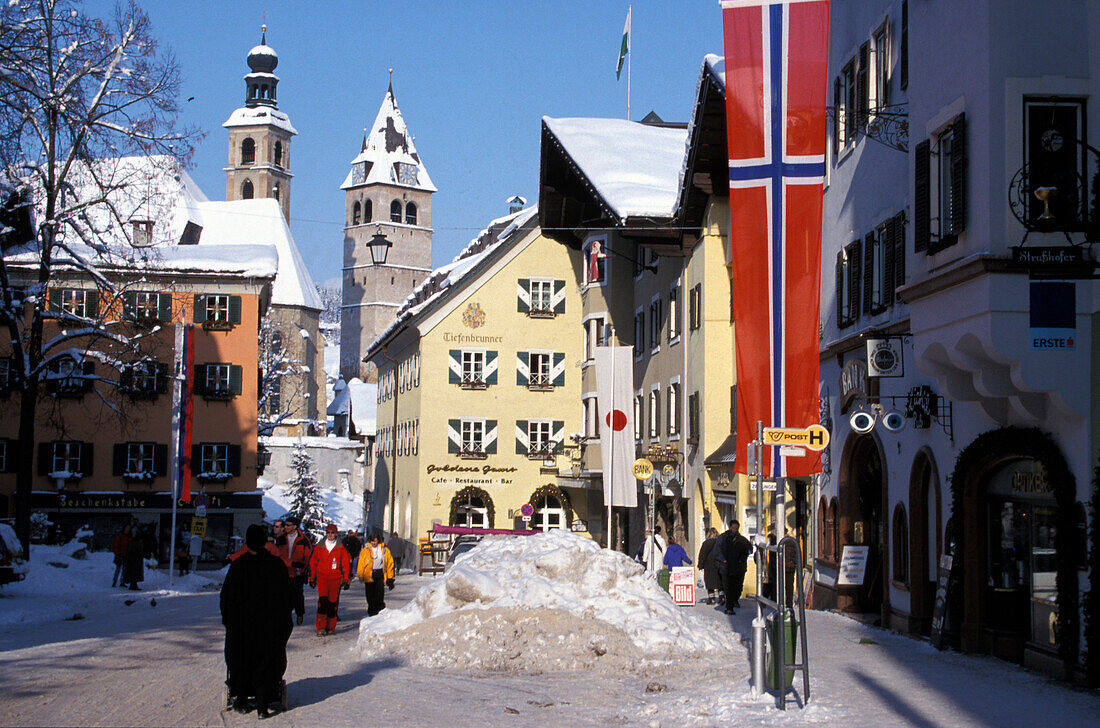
[1,553,1098,726]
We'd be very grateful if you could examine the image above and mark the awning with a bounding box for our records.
[704,434,738,466]
[714,492,738,506]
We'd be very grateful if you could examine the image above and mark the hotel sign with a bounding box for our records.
[1011,246,1090,270]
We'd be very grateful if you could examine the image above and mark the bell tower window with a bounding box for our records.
[352,202,361,225]
[240,138,255,165]
[274,140,283,167]
[241,179,254,199]
[364,199,373,222]
[405,202,417,225]
[390,200,402,223]
[272,182,280,201]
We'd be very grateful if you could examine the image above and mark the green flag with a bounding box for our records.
[616,7,631,80]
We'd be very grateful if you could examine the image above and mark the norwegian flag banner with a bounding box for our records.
[170,323,195,501]
[722,0,829,477]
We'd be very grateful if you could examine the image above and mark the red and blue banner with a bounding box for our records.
[170,323,195,501]
[722,0,829,477]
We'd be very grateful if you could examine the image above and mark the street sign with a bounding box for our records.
[670,566,696,606]
[661,463,675,477]
[190,517,207,539]
[519,503,534,518]
[779,446,805,458]
[632,458,654,480]
[837,545,869,586]
[194,504,207,518]
[763,424,830,451]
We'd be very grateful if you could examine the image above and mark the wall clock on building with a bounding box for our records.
[397,162,418,186]
[351,162,366,186]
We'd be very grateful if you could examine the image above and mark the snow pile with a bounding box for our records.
[357,530,743,673]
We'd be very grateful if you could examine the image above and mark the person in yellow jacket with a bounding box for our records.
[356,530,395,616]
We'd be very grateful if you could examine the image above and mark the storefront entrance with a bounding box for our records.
[839,435,885,616]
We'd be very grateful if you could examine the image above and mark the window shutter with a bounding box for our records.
[155,363,169,394]
[832,76,841,155]
[849,240,862,322]
[49,289,62,312]
[552,352,565,387]
[193,365,206,396]
[229,365,243,395]
[515,419,528,454]
[516,351,530,385]
[484,420,497,454]
[85,290,98,317]
[0,440,10,473]
[192,445,201,473]
[228,295,242,324]
[892,211,907,294]
[447,419,461,454]
[553,421,564,446]
[193,294,206,323]
[119,364,133,391]
[448,350,461,384]
[38,442,52,476]
[857,42,870,130]
[485,351,498,385]
[883,223,896,308]
[950,113,967,234]
[516,278,530,313]
[79,442,93,476]
[553,280,566,314]
[113,443,126,476]
[835,251,845,328]
[158,293,172,322]
[862,232,875,315]
[122,292,136,319]
[152,444,167,476]
[228,445,241,477]
[914,140,930,252]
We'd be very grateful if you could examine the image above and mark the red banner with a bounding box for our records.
[722,0,829,477]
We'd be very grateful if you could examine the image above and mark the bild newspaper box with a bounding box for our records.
[670,566,696,606]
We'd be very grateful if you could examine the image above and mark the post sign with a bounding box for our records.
[190,517,207,539]
[632,458,654,480]
[763,424,830,451]
[670,566,696,606]
[836,545,869,586]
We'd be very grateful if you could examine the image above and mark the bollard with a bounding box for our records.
[751,615,766,697]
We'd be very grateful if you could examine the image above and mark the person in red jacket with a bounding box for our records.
[279,516,314,625]
[308,524,350,635]
[110,523,132,587]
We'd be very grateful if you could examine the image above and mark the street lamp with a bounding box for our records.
[366,224,392,265]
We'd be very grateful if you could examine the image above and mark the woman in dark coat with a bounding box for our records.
[220,524,293,719]
[122,526,145,591]
[697,527,721,604]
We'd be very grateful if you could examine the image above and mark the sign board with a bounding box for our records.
[1030,281,1076,351]
[780,446,805,458]
[190,517,207,539]
[632,458,654,480]
[194,504,207,518]
[670,566,696,606]
[763,424,830,451]
[741,506,761,540]
[930,554,954,650]
[519,503,534,518]
[522,516,532,525]
[836,545,869,586]
[661,463,676,477]
[867,337,904,377]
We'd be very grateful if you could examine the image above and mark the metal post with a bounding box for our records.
[751,420,766,698]
[776,476,786,540]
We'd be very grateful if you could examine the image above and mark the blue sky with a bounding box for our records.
[113,1,723,287]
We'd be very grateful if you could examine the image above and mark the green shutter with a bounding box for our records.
[449,350,461,384]
[79,442,93,476]
[38,442,52,476]
[516,419,528,454]
[154,444,168,476]
[517,278,530,313]
[85,290,98,318]
[229,365,243,395]
[484,420,497,454]
[49,289,62,313]
[193,365,206,396]
[122,292,136,320]
[228,445,241,477]
[155,363,169,394]
[516,351,529,385]
[552,352,565,387]
[553,280,566,314]
[158,293,172,322]
[447,419,461,454]
[191,445,201,473]
[228,295,242,324]
[113,443,126,476]
[119,364,133,391]
[486,350,497,385]
[193,294,206,323]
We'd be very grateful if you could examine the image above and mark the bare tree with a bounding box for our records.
[0,0,197,551]
[257,312,307,437]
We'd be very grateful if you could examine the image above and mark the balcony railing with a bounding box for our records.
[460,443,487,459]
[527,303,555,319]
[528,372,553,390]
[460,373,487,390]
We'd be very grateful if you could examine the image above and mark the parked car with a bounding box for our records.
[0,522,28,586]
[444,534,484,572]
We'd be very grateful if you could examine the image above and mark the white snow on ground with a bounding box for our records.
[261,480,364,533]
[0,540,221,628]
[357,530,743,673]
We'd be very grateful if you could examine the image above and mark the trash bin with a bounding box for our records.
[766,609,798,690]
[657,568,670,593]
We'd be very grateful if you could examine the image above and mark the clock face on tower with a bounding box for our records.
[351,162,366,186]
[397,162,418,186]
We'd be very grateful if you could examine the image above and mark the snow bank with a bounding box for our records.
[357,530,743,673]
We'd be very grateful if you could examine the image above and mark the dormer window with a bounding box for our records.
[240,137,255,165]
[131,220,153,247]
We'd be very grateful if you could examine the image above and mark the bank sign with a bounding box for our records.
[1030,281,1075,351]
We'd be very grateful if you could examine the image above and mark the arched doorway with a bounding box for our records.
[908,449,942,635]
[839,434,887,616]
[528,484,571,532]
[449,486,494,529]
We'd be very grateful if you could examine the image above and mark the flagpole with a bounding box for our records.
[608,344,615,549]
[168,323,183,587]
[626,9,631,121]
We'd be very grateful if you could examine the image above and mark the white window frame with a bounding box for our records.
[649,385,660,440]
[461,349,486,386]
[583,236,609,287]
[668,284,680,343]
[533,492,566,532]
[529,278,554,315]
[53,441,81,474]
[205,363,230,393]
[61,289,88,317]
[634,308,644,360]
[454,493,487,528]
[871,21,890,114]
[132,360,158,394]
[134,291,159,320]
[634,390,644,442]
[461,419,486,455]
[527,419,553,457]
[127,442,155,474]
[668,378,681,439]
[582,394,598,439]
[582,315,607,364]
[200,443,229,474]
[528,350,552,388]
[205,294,230,323]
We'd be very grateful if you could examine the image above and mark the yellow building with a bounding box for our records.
[366,208,590,548]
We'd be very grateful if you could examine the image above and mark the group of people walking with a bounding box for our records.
[219,517,396,718]
[637,520,754,615]
[110,522,156,591]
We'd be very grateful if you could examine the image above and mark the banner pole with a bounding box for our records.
[751,420,766,697]
[168,323,183,587]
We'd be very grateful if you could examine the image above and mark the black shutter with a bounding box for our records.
[158,293,172,322]
[228,295,242,325]
[862,232,875,315]
[192,445,202,473]
[154,444,168,476]
[119,364,133,391]
[81,359,94,393]
[193,365,206,396]
[49,289,62,313]
[832,77,841,155]
[229,365,243,396]
[228,445,242,476]
[914,140,930,252]
[849,240,862,322]
[192,294,206,323]
[901,0,908,90]
[950,113,967,235]
[113,443,126,476]
[857,43,870,131]
[85,290,98,318]
[835,251,845,328]
[79,442,93,476]
[155,363,169,394]
[883,223,897,307]
[893,211,907,294]
[122,291,136,320]
[38,442,52,476]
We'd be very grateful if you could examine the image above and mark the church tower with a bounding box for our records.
[224,25,295,223]
[339,81,435,381]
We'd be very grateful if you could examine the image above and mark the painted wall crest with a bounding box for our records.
[462,302,486,329]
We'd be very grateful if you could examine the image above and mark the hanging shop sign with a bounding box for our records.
[866,337,904,377]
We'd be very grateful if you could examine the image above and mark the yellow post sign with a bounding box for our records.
[190,517,207,538]
[632,458,654,480]
[763,424,830,451]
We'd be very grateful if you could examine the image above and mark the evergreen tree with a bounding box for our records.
[284,444,328,539]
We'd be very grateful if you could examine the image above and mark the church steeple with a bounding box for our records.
[244,24,280,108]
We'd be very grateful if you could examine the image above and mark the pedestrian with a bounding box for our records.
[640,525,667,575]
[110,523,132,587]
[356,529,395,617]
[187,527,203,573]
[663,533,693,569]
[342,529,363,567]
[308,523,350,635]
[280,516,313,626]
[176,527,191,576]
[697,527,721,604]
[716,519,752,615]
[121,524,145,591]
[220,524,293,719]
[763,530,778,602]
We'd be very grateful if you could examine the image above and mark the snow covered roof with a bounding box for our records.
[4,239,278,279]
[223,105,297,135]
[541,117,687,219]
[327,377,377,436]
[704,53,726,90]
[195,199,322,310]
[367,207,538,355]
[341,87,436,192]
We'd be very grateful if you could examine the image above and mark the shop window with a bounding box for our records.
[892,503,909,585]
[452,492,488,528]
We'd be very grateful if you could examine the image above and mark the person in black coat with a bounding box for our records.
[696,527,721,604]
[716,519,752,614]
[220,524,293,719]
